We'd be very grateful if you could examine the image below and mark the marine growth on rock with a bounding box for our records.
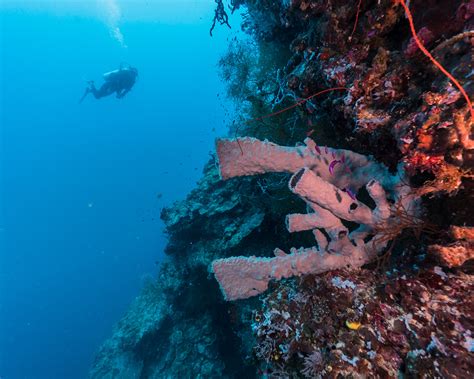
[91,1,473,378]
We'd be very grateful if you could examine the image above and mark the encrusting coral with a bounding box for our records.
[251,266,474,378]
[212,137,421,300]
[429,225,474,267]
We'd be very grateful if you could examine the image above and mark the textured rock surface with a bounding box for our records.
[90,162,289,378]
[90,278,172,379]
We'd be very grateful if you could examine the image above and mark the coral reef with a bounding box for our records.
[223,0,473,181]
[211,0,473,375]
[251,266,473,378]
[92,1,473,378]
[429,225,474,267]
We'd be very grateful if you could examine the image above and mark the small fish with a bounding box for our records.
[329,159,342,174]
[346,320,361,330]
[344,188,357,200]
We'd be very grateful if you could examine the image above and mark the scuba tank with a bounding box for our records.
[103,63,133,81]
[103,69,121,81]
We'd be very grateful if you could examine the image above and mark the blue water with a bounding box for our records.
[0,2,238,378]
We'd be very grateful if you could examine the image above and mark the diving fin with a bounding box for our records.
[79,87,90,104]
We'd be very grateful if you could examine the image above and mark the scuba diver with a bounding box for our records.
[80,64,138,103]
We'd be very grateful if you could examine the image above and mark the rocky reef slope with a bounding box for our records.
[90,162,289,378]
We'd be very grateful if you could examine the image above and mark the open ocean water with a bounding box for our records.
[0,1,238,377]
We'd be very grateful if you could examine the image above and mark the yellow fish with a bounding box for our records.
[346,320,361,330]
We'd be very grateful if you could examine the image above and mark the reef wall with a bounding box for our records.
[91,1,473,377]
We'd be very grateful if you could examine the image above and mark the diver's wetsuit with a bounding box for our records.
[80,67,138,102]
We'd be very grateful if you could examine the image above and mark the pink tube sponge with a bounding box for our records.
[212,137,420,300]
[216,137,399,195]
[212,245,373,301]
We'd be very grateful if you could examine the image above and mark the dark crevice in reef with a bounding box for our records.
[210,294,258,379]
[91,1,473,377]
[136,316,174,379]
[424,178,474,228]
